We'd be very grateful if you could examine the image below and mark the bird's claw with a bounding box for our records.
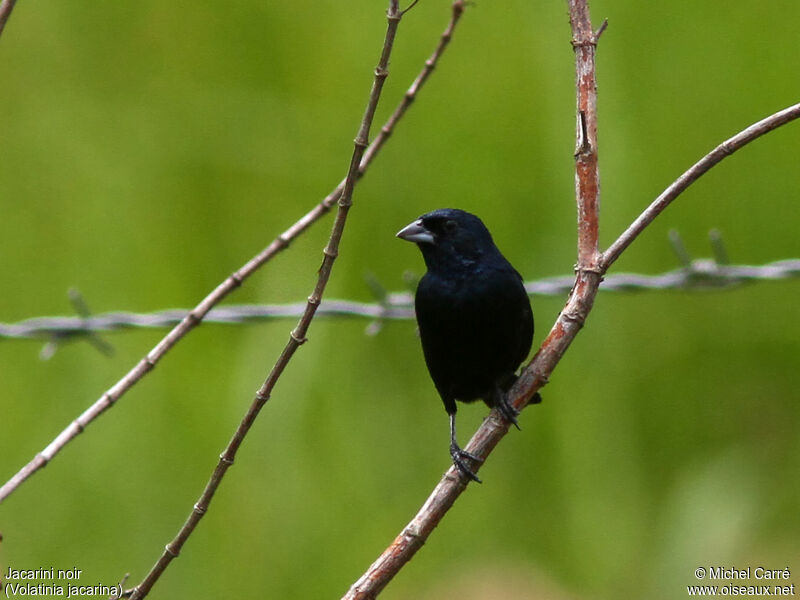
[495,395,521,430]
[450,443,483,483]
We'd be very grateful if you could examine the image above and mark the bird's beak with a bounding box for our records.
[396,219,435,245]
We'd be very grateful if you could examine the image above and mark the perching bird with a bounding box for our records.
[397,208,534,482]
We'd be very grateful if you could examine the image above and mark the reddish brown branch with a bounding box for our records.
[569,2,602,268]
[343,1,605,597]
[344,3,800,595]
[348,78,800,600]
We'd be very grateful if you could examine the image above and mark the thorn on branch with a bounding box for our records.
[109,573,130,600]
[594,18,609,41]
[575,110,591,156]
[400,0,420,17]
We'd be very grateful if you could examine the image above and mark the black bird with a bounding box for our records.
[397,208,534,482]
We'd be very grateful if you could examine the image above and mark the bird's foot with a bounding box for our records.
[495,394,521,430]
[450,442,483,483]
[530,391,543,405]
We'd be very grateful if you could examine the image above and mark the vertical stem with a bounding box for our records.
[569,3,603,269]
[344,2,608,598]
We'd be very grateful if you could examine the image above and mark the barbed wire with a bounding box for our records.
[2,258,798,351]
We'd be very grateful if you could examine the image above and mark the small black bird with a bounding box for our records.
[397,208,534,482]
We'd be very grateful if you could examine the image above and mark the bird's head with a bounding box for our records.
[396,208,497,271]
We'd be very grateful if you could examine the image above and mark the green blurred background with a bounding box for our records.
[1,1,798,598]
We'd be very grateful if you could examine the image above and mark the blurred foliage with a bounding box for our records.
[1,1,799,598]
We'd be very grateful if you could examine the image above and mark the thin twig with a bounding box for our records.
[0,0,468,505]
[360,0,466,174]
[3,259,799,341]
[571,3,602,268]
[601,102,800,268]
[343,2,605,597]
[594,18,608,41]
[0,0,18,38]
[125,2,405,598]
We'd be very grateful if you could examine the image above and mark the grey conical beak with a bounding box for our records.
[396,219,435,244]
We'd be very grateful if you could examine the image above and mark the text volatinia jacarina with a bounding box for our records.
[397,208,534,482]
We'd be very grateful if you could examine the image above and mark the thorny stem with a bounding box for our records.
[124,2,405,599]
[570,2,602,269]
[342,2,604,597]
[0,0,467,505]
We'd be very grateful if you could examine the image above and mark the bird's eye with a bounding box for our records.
[444,219,458,233]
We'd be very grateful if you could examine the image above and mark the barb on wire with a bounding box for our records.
[36,288,114,359]
[2,259,798,344]
[668,229,692,268]
[708,229,729,265]
[363,272,393,335]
